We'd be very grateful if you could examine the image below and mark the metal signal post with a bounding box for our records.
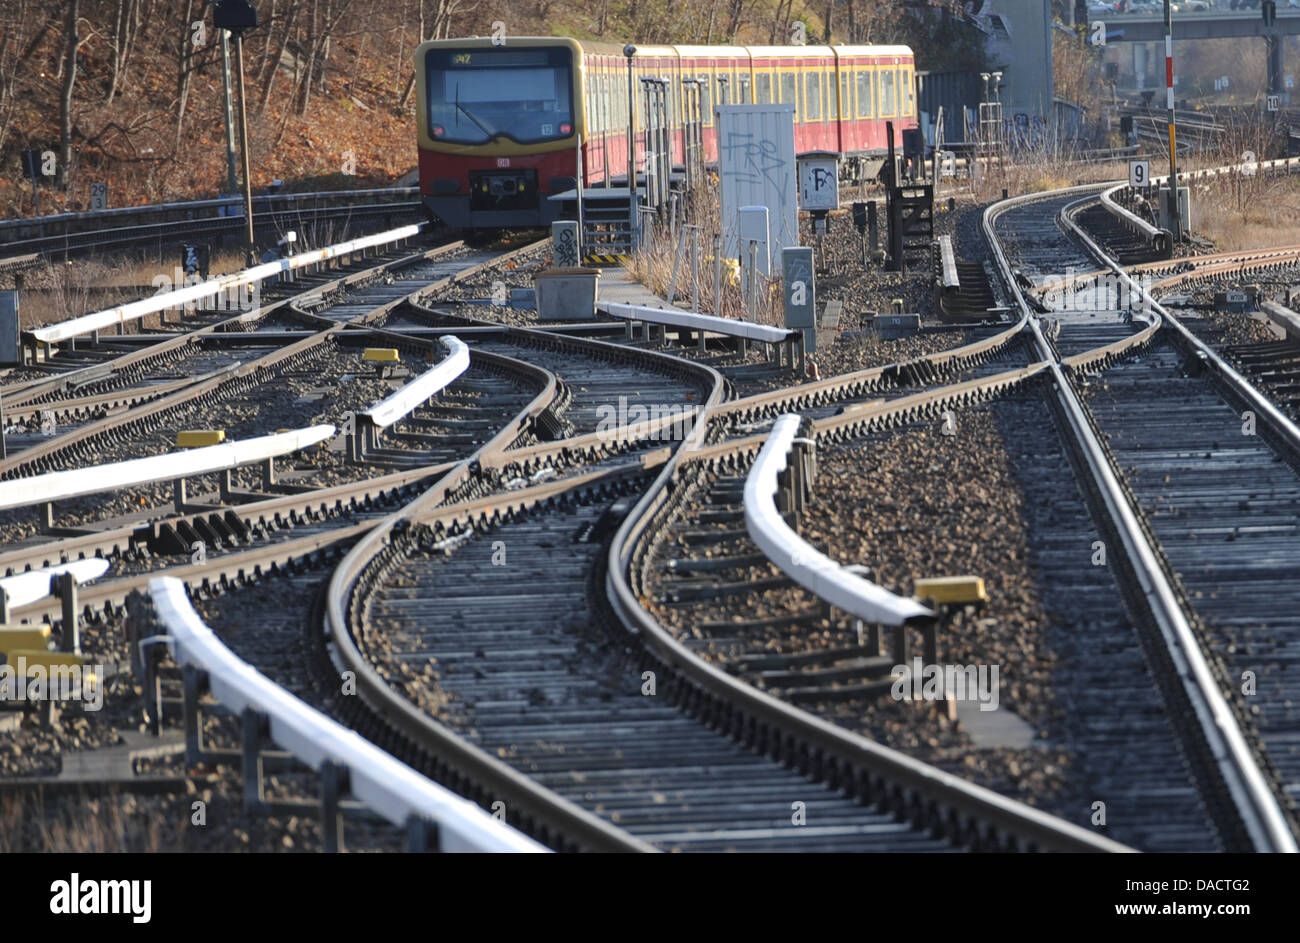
[214,0,259,265]
[1164,0,1179,241]
[625,44,637,247]
[219,29,240,198]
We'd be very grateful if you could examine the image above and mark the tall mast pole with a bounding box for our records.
[1164,0,1179,241]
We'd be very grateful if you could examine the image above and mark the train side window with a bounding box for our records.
[856,68,872,118]
[902,67,914,116]
[756,71,771,104]
[804,71,820,121]
[780,72,796,115]
[840,70,850,120]
[700,74,712,125]
[880,68,895,116]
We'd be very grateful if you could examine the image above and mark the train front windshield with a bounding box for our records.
[426,46,574,145]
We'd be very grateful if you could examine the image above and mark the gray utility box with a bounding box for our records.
[0,291,19,366]
[535,268,601,321]
[873,314,921,339]
[1158,186,1191,237]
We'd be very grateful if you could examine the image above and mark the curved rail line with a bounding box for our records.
[985,189,1299,853]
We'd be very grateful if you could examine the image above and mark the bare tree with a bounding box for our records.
[297,0,354,116]
[174,0,196,150]
[261,0,301,111]
[59,0,79,190]
[255,0,280,85]
[399,0,473,109]
[105,0,140,105]
[769,0,795,45]
[0,0,42,158]
[725,0,746,40]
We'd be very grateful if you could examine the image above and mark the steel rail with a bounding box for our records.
[987,188,1299,854]
[1099,183,1173,258]
[0,187,419,234]
[0,345,557,581]
[322,316,727,852]
[1,238,471,407]
[29,223,426,344]
[711,315,1030,422]
[0,327,340,480]
[599,309,1131,851]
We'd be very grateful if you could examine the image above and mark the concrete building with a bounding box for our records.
[975,1,1056,121]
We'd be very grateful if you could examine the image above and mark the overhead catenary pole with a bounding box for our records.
[1164,0,1180,241]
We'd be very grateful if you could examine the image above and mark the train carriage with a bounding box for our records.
[414,36,918,231]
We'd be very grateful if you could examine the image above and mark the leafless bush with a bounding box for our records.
[624,182,779,325]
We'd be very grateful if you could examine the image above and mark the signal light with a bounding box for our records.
[852,201,868,233]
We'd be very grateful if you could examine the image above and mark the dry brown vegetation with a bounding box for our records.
[624,185,783,325]
[1187,171,1300,251]
[8,246,251,329]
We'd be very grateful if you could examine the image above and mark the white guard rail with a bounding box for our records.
[0,558,109,608]
[362,337,470,429]
[29,222,426,344]
[0,424,334,512]
[1100,183,1173,259]
[148,577,545,853]
[599,301,795,343]
[745,414,933,626]
[1152,154,1300,187]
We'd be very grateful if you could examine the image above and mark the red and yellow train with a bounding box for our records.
[414,36,918,231]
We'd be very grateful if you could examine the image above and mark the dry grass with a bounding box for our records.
[1187,173,1300,250]
[1171,118,1300,250]
[965,154,1134,201]
[956,123,1300,252]
[4,247,251,331]
[0,791,172,853]
[623,183,781,326]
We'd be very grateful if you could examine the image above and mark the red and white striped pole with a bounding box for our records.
[1164,0,1180,240]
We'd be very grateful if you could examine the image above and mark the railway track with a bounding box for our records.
[0,188,420,262]
[4,212,1133,853]
[987,189,1300,851]
[12,166,1300,855]
[637,393,1223,852]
